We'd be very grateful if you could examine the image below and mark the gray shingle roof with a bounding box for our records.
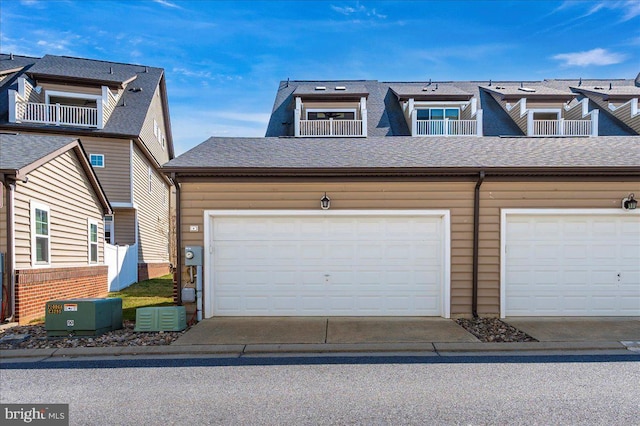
[389,83,472,99]
[293,83,369,96]
[0,133,78,171]
[0,54,166,139]
[163,136,640,171]
[0,54,37,73]
[481,83,574,98]
[27,55,141,86]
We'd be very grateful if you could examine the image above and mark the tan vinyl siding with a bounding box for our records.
[491,93,528,134]
[525,101,565,110]
[178,179,639,316]
[80,137,132,203]
[612,100,640,134]
[139,85,170,165]
[179,181,476,316]
[40,83,102,96]
[113,208,136,245]
[13,150,105,269]
[132,146,170,263]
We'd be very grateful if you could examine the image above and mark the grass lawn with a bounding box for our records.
[108,274,174,321]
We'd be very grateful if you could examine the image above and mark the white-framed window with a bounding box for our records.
[90,154,104,168]
[31,201,50,266]
[158,128,162,144]
[306,108,357,120]
[148,166,153,194]
[162,134,166,150]
[153,119,158,137]
[532,110,561,120]
[88,219,98,264]
[104,215,114,244]
[416,108,460,120]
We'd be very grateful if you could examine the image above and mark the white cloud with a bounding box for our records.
[331,3,386,19]
[552,48,626,66]
[153,0,181,9]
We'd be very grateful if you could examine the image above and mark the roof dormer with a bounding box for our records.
[572,83,640,134]
[390,83,483,136]
[293,83,368,137]
[482,83,598,136]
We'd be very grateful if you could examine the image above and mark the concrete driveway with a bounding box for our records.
[503,317,640,342]
[174,317,479,345]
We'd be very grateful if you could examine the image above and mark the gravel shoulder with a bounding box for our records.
[455,317,538,342]
[0,321,189,350]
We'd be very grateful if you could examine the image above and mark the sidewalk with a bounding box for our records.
[1,317,639,360]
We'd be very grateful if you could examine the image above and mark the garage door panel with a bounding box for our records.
[505,213,640,316]
[210,214,445,316]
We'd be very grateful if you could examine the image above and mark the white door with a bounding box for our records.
[207,212,448,316]
[503,212,640,316]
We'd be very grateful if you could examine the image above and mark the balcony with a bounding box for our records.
[531,119,592,136]
[416,119,478,136]
[298,119,364,137]
[16,101,99,128]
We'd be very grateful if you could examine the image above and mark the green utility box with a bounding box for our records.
[134,306,187,332]
[45,298,123,337]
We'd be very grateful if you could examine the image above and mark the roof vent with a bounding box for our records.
[609,82,612,90]
[315,86,326,91]
[594,86,604,90]
[109,66,113,74]
[10,53,14,60]
[518,87,536,93]
[495,85,505,90]
[335,86,346,90]
[128,87,142,92]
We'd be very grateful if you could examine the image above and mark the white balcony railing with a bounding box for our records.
[416,119,478,136]
[532,119,592,136]
[299,119,364,137]
[16,101,99,128]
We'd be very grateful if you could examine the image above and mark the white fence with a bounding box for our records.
[416,119,478,136]
[299,119,364,136]
[532,120,592,136]
[16,101,99,128]
[104,243,138,292]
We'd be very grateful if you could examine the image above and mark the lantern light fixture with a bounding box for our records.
[622,193,637,210]
[320,193,331,210]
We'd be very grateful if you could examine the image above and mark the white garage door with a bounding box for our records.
[503,212,640,316]
[207,212,447,316]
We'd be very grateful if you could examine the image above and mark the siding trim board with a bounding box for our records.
[500,208,640,318]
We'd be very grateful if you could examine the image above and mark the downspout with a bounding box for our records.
[174,177,182,305]
[472,171,485,318]
[3,181,16,322]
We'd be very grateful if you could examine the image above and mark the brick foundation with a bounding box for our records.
[137,262,171,282]
[15,265,108,324]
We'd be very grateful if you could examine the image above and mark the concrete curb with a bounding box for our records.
[1,341,637,359]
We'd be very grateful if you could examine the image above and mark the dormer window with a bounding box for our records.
[416,108,460,121]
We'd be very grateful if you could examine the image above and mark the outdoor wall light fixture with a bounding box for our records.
[622,193,637,210]
[320,193,331,210]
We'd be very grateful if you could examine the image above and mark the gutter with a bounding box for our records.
[472,171,485,318]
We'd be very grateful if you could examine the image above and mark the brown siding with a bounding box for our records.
[179,181,476,316]
[178,179,639,317]
[13,150,105,269]
[113,208,136,245]
[80,137,132,203]
[139,85,170,165]
[132,146,170,263]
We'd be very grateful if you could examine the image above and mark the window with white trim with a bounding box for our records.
[31,202,50,265]
[104,215,114,244]
[153,119,158,137]
[88,220,98,263]
[416,108,460,120]
[90,154,104,168]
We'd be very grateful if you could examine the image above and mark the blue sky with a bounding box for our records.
[1,0,639,155]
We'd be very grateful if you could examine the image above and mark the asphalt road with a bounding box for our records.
[2,355,639,425]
